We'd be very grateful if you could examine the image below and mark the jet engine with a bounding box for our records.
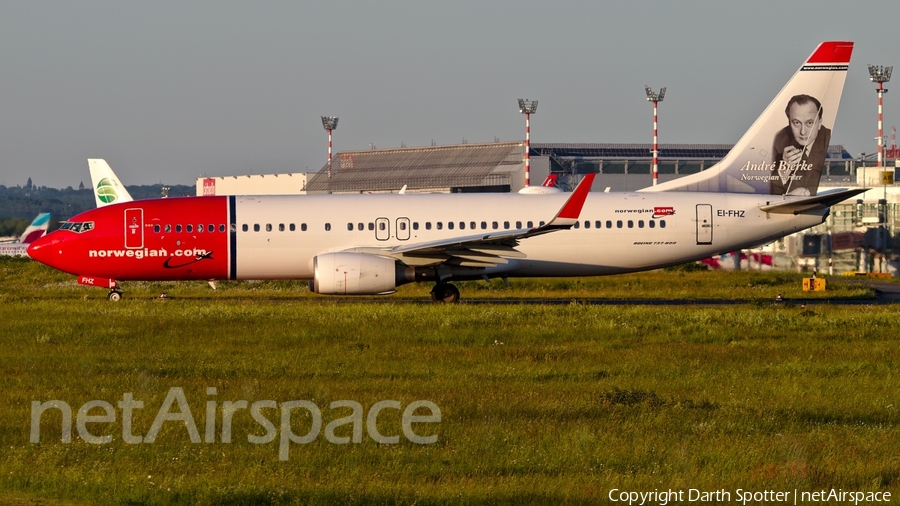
[311,252,414,295]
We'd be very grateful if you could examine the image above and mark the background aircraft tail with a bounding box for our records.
[642,41,853,197]
[89,159,134,207]
[17,213,51,244]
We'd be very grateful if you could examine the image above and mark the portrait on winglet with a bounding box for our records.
[768,94,831,196]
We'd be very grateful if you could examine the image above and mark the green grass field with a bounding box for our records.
[1,258,898,505]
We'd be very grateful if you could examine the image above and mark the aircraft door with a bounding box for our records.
[124,208,144,249]
[696,204,713,245]
[375,217,390,241]
[396,217,410,241]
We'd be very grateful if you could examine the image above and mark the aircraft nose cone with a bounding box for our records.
[27,234,58,265]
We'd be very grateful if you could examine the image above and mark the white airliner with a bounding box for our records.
[0,213,51,257]
[28,41,863,302]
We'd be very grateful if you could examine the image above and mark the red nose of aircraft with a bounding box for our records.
[27,234,63,270]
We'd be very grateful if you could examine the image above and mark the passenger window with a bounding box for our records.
[595,221,602,229]
[527,221,533,228]
[584,221,590,229]
[616,220,623,228]
[492,221,498,229]
[539,221,545,227]
[279,224,285,232]
[504,221,510,229]
[266,224,273,232]
[253,224,260,232]
[211,224,216,232]
[347,223,354,231]
[176,225,183,233]
[221,224,227,233]
[325,223,331,231]
[413,222,419,230]
[516,221,522,229]
[230,224,236,233]
[627,221,634,228]
[574,221,580,229]
[638,220,644,228]
[290,223,296,232]
[358,223,364,231]
[425,222,432,230]
[187,224,193,233]
[660,220,666,228]
[400,222,407,231]
[481,221,487,230]
[607,221,613,229]
[470,221,476,230]
[649,221,656,228]
[379,222,386,231]
[241,224,248,232]
[301,223,307,231]
[447,222,454,230]
[437,222,443,230]
[459,222,465,230]
[198,224,204,233]
[154,225,160,233]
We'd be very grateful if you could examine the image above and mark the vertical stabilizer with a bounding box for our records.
[642,41,853,196]
[88,159,134,207]
[18,213,51,244]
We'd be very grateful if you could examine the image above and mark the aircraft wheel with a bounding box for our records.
[107,290,123,302]
[430,283,460,303]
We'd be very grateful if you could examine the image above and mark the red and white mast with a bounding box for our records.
[321,116,339,185]
[518,99,538,187]
[868,65,891,169]
[645,86,666,186]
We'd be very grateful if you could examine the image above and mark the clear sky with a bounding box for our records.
[1,1,898,187]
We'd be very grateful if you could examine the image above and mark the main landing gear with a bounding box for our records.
[107,289,123,301]
[430,283,460,303]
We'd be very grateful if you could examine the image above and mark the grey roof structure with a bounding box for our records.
[304,142,523,193]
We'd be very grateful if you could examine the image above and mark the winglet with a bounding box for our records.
[546,173,595,227]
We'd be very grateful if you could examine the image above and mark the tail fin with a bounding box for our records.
[642,41,853,196]
[18,213,51,244]
[541,174,559,187]
[89,159,134,207]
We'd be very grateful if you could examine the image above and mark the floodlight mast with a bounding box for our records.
[868,65,892,169]
[322,116,339,182]
[518,99,538,187]
[645,86,666,186]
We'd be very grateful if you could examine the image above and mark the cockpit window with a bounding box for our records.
[59,221,94,233]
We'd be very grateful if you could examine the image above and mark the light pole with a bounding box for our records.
[518,99,538,187]
[321,116,339,183]
[868,65,891,170]
[645,86,666,186]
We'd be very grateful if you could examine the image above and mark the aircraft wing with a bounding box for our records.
[759,188,867,215]
[379,174,595,268]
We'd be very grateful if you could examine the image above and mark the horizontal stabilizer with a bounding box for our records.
[759,188,867,214]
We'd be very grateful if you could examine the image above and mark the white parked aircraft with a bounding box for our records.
[29,41,862,302]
